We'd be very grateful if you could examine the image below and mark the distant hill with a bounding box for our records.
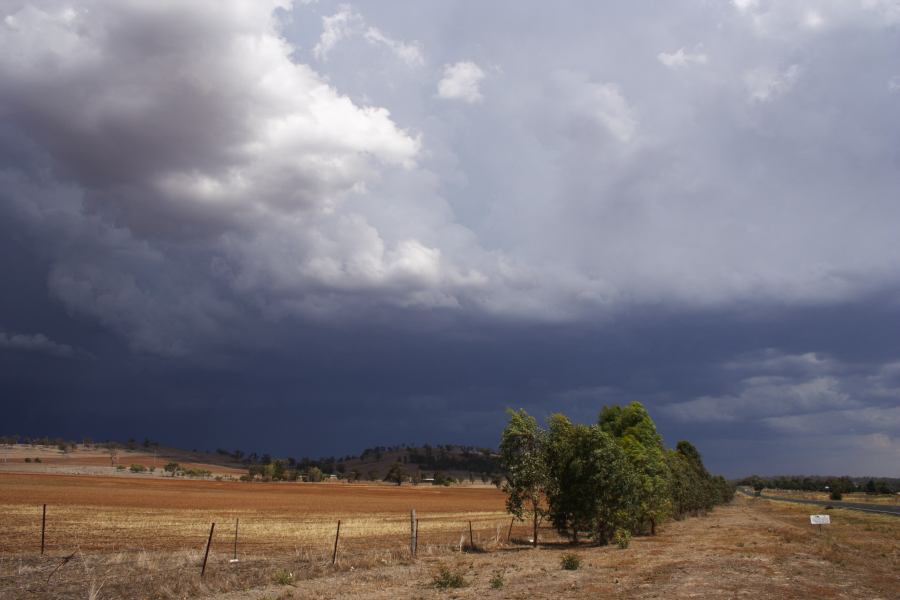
[0,435,500,483]
[213,443,502,483]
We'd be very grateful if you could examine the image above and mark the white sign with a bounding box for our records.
[810,514,831,525]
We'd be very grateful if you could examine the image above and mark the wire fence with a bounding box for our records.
[0,505,543,599]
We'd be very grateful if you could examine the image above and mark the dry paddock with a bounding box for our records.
[0,473,528,599]
[0,474,898,599]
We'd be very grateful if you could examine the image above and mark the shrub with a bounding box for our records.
[34,457,42,463]
[829,490,843,501]
[489,572,504,589]
[273,570,293,585]
[24,458,31,463]
[129,464,147,473]
[432,565,465,589]
[560,553,581,570]
[115,465,125,471]
[614,528,631,549]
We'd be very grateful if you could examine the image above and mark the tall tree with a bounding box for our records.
[599,402,672,535]
[545,414,639,544]
[499,409,547,547]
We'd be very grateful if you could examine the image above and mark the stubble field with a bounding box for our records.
[0,473,521,599]
[0,474,897,600]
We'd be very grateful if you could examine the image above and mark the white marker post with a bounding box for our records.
[810,514,830,533]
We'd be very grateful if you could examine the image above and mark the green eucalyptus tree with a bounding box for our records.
[599,402,672,535]
[499,409,547,547]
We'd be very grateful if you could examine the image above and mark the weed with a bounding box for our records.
[273,569,294,585]
[560,553,581,570]
[432,565,465,589]
[614,528,631,549]
[489,571,504,589]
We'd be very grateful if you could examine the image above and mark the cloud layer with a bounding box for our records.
[1,0,899,475]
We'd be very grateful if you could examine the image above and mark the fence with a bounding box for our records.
[0,505,542,599]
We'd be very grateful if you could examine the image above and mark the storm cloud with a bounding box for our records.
[1,0,898,476]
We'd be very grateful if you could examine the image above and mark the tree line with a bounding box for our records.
[499,402,733,547]
[738,474,898,495]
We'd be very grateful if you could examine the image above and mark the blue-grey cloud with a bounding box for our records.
[1,0,898,476]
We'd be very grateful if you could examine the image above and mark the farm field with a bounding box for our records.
[0,475,900,600]
[1,476,898,599]
[216,495,898,600]
[0,473,517,599]
[760,488,900,506]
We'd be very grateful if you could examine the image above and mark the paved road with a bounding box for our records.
[740,490,900,517]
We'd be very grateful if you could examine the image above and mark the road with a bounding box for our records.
[739,490,900,517]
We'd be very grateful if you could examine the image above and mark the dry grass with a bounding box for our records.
[765,489,900,505]
[0,473,527,599]
[2,474,897,600]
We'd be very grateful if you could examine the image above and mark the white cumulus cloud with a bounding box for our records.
[657,47,708,68]
[437,61,486,103]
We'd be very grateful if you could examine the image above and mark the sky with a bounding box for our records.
[1,0,899,477]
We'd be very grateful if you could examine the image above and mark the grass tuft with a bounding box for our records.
[273,569,294,585]
[432,565,466,589]
[489,570,504,589]
[560,552,581,570]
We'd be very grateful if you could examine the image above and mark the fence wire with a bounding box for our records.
[0,507,544,599]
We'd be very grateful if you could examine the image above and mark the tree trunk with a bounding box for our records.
[532,512,538,547]
[650,517,656,536]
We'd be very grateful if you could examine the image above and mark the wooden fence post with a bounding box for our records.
[232,518,239,562]
[41,504,47,556]
[410,510,417,558]
[201,522,215,577]
[332,520,341,565]
[468,521,475,551]
[507,516,514,542]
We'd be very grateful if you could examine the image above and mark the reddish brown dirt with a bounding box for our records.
[0,473,505,512]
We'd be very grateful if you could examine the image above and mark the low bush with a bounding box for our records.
[560,553,581,570]
[432,565,465,589]
[273,569,293,585]
[830,490,843,501]
[489,571,504,589]
[24,458,31,463]
[130,464,147,473]
[614,528,631,549]
[34,457,41,463]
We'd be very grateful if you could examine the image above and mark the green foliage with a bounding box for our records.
[384,462,407,486]
[499,402,731,547]
[614,528,631,549]
[499,409,548,546]
[560,552,581,570]
[489,572,504,589]
[544,414,638,544]
[600,402,672,535]
[432,565,465,589]
[163,462,180,476]
[830,490,843,500]
[129,464,147,473]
